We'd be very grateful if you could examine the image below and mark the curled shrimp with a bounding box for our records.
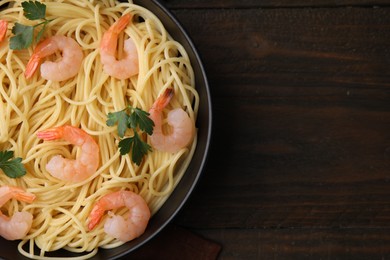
[0,20,8,42]
[100,13,139,79]
[36,125,100,183]
[0,186,36,240]
[88,190,150,242]
[25,35,83,81]
[149,88,195,153]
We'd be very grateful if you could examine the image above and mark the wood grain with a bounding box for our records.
[195,228,390,259]
[171,5,390,226]
[162,2,390,259]
[161,0,390,8]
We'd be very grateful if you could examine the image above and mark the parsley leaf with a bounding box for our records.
[129,108,154,135]
[107,106,154,166]
[118,137,133,155]
[22,1,46,20]
[0,150,27,178]
[10,1,52,50]
[10,23,34,50]
[107,110,129,138]
[119,133,152,165]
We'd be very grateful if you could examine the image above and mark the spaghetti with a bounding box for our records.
[0,0,198,259]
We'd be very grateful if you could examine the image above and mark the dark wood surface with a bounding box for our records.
[140,1,390,259]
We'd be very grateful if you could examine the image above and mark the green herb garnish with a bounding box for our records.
[10,1,52,50]
[0,150,27,178]
[107,106,154,166]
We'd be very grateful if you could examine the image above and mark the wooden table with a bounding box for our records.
[137,1,390,259]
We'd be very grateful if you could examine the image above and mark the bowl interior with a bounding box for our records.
[0,0,211,259]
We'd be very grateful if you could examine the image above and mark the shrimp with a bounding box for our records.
[25,35,83,81]
[36,125,100,183]
[88,190,150,242]
[149,88,195,153]
[0,186,36,240]
[100,13,139,79]
[0,20,8,42]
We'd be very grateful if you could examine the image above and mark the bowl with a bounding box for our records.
[0,0,211,259]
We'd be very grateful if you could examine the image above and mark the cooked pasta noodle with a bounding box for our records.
[0,0,198,258]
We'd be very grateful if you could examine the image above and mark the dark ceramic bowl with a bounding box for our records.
[0,0,211,259]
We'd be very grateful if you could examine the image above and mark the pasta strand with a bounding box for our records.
[0,0,198,259]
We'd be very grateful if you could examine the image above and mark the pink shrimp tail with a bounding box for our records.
[7,186,36,203]
[37,127,64,141]
[24,37,53,79]
[0,20,8,42]
[110,13,132,35]
[24,54,42,79]
[14,190,36,203]
[152,88,174,111]
[100,13,132,53]
[88,203,105,231]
